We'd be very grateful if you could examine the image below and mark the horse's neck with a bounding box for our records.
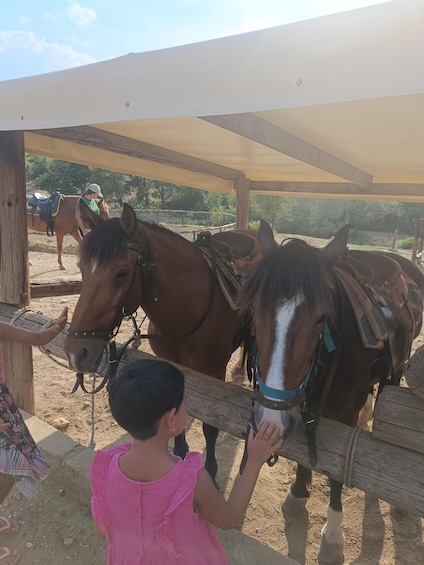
[139,226,214,331]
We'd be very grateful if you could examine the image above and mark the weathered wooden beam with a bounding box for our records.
[30,280,82,299]
[250,181,424,203]
[235,178,250,229]
[404,344,424,400]
[1,304,423,516]
[373,387,424,454]
[31,126,244,182]
[201,114,373,187]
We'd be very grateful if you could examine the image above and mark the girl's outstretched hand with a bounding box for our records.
[246,422,282,468]
[53,306,68,334]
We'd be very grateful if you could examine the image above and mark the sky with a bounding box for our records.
[0,0,390,81]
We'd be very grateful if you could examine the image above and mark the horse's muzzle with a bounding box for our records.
[253,402,300,441]
[64,336,106,373]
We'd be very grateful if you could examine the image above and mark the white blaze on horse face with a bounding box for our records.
[255,296,304,439]
[266,296,303,395]
[91,259,99,275]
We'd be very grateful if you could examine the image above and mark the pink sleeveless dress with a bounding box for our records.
[90,443,229,565]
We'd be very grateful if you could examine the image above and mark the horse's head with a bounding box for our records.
[65,204,143,372]
[97,198,111,220]
[238,221,350,441]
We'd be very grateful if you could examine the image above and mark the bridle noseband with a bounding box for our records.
[242,319,338,470]
[68,231,153,395]
[252,320,336,411]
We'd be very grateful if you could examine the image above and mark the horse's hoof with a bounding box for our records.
[59,265,66,270]
[318,536,344,565]
[281,489,308,518]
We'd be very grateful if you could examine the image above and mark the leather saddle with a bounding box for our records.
[211,229,263,279]
[27,190,63,235]
[335,249,423,379]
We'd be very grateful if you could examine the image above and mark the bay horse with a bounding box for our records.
[26,195,110,270]
[64,203,242,484]
[237,221,424,564]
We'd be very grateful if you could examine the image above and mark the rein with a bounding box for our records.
[70,311,145,395]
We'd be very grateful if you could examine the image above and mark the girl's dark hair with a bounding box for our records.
[108,359,185,440]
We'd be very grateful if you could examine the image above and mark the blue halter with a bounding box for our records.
[254,320,336,404]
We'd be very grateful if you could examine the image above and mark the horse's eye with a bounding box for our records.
[116,269,129,281]
[316,314,327,325]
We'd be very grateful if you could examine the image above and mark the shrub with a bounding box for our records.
[397,237,414,250]
[248,220,261,232]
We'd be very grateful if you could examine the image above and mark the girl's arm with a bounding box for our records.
[0,307,68,346]
[194,422,282,530]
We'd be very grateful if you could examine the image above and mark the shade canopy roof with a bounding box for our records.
[2,0,424,201]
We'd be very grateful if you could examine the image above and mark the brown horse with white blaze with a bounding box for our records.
[26,195,110,270]
[64,203,242,485]
[238,221,424,564]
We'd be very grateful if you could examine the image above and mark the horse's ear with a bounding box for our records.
[120,203,138,238]
[258,219,278,256]
[322,224,351,266]
[80,199,105,229]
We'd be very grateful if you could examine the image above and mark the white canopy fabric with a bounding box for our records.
[2,0,424,200]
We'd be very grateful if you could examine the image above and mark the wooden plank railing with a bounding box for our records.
[0,304,423,517]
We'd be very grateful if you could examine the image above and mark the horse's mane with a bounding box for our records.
[238,238,329,314]
[78,217,184,266]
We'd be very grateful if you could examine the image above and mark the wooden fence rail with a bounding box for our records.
[0,304,423,516]
[30,280,82,299]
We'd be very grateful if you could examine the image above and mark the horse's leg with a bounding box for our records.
[173,431,189,460]
[231,346,244,375]
[69,227,82,244]
[318,478,345,565]
[230,346,245,385]
[56,233,65,270]
[203,422,219,489]
[357,390,374,431]
[282,464,311,517]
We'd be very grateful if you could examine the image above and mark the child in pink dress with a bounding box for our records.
[90,359,282,565]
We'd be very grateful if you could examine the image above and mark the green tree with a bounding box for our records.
[30,159,90,195]
[89,168,133,203]
[250,194,287,230]
[26,154,50,183]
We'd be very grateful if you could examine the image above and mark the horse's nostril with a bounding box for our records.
[76,347,89,364]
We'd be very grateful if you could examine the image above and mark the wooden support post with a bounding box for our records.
[412,218,424,264]
[0,131,34,413]
[235,178,250,229]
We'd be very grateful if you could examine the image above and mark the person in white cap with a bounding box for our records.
[75,183,104,236]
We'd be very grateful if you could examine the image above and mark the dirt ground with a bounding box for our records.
[2,235,424,564]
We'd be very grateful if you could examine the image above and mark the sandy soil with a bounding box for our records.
[2,236,423,564]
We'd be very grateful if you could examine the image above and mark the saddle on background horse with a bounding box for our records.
[27,190,63,236]
[196,231,243,310]
[211,230,263,278]
[335,249,423,380]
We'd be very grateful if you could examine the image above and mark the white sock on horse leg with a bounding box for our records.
[321,506,345,545]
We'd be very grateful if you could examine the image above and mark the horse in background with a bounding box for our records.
[238,221,424,564]
[64,203,243,486]
[26,193,110,270]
